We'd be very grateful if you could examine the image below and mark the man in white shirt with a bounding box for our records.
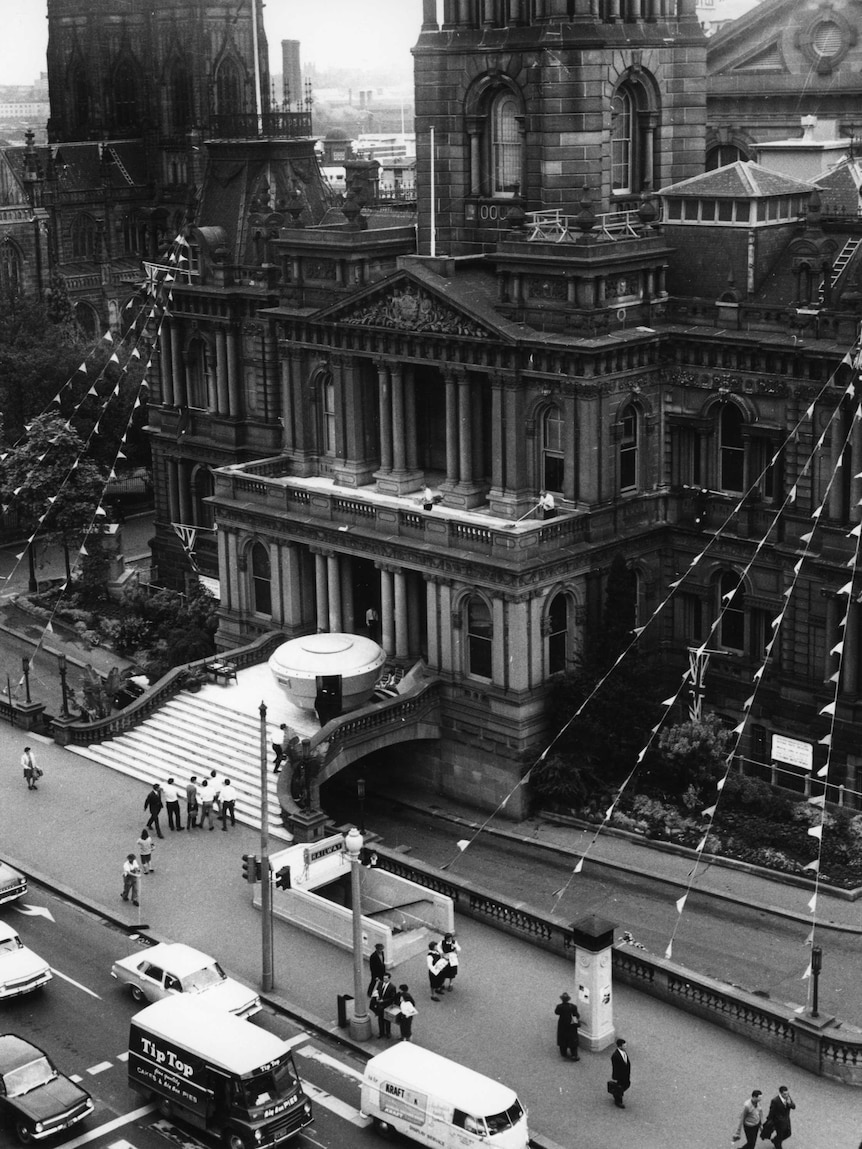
[121,854,141,906]
[163,777,183,831]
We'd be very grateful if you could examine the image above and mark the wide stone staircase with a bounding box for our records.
[68,691,293,840]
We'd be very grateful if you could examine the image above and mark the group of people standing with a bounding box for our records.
[734,1086,796,1149]
[366,933,462,1043]
[426,934,460,1001]
[142,774,237,836]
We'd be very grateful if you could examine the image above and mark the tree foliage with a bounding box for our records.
[643,712,734,800]
[531,554,662,807]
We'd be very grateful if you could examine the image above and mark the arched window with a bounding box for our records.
[71,214,97,259]
[547,592,569,676]
[619,405,639,492]
[251,542,272,616]
[186,338,213,410]
[706,144,747,171]
[113,59,139,130]
[74,301,99,339]
[71,61,90,131]
[541,406,564,493]
[491,91,521,197]
[717,571,745,653]
[171,61,193,132]
[216,58,243,115]
[193,468,215,529]
[319,371,336,455]
[611,87,635,194]
[719,404,745,493]
[0,240,23,300]
[466,595,493,680]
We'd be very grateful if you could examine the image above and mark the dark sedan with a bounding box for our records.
[0,1035,93,1144]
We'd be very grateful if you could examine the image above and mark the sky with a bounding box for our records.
[0,0,424,85]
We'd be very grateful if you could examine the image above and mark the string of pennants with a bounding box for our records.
[441,334,862,1003]
[0,233,188,700]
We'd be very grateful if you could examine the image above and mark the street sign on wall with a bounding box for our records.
[771,734,813,772]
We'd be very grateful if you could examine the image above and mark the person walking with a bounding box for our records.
[163,777,183,831]
[185,776,199,830]
[273,724,290,773]
[554,992,580,1061]
[766,1086,795,1148]
[396,984,417,1042]
[441,932,461,991]
[199,780,215,830]
[209,771,222,818]
[367,942,386,996]
[609,1037,631,1109]
[370,971,398,1038]
[220,779,236,830]
[21,746,40,790]
[733,1089,764,1148]
[143,783,164,838]
[137,828,156,874]
[121,853,141,906]
[426,942,447,1001]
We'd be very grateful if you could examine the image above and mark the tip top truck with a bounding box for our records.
[128,996,312,1149]
[360,1043,529,1149]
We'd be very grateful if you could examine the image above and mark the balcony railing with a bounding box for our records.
[525,206,661,243]
[207,111,313,140]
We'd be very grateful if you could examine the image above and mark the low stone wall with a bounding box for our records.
[371,844,862,1085]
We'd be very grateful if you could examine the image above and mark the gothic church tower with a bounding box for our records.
[413,0,706,255]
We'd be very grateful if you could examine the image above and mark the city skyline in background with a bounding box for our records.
[0,0,423,86]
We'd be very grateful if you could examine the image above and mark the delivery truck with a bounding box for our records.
[128,996,312,1149]
[360,1043,529,1149]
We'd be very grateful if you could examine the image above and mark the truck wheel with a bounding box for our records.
[156,1096,172,1119]
[130,984,146,1003]
[223,1132,245,1149]
[15,1121,35,1144]
[372,1116,393,1137]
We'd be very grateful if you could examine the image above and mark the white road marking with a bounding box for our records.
[15,903,55,920]
[52,967,101,998]
[107,1142,137,1148]
[301,1080,370,1127]
[59,1103,156,1148]
[295,1044,366,1084]
[86,1060,114,1075]
[117,1050,130,1061]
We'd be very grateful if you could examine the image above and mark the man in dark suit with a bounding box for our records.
[370,972,398,1037]
[610,1037,631,1109]
[367,943,386,996]
[767,1086,795,1148]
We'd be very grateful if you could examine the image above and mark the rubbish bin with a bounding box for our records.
[337,993,354,1029]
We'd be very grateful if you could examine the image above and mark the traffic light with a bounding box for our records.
[241,854,261,883]
[275,866,291,891]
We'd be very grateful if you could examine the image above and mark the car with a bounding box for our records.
[0,923,51,999]
[0,1034,93,1144]
[110,942,261,1018]
[0,862,26,907]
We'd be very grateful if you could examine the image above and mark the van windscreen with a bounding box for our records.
[241,1057,299,1108]
[485,1099,524,1135]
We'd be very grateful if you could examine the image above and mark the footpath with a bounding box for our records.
[0,721,859,1149]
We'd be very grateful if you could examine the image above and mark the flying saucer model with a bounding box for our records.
[269,633,386,713]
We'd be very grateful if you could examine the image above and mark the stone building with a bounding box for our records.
[141,0,862,817]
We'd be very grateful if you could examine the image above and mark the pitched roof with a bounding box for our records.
[658,161,814,199]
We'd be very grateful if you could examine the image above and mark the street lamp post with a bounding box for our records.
[344,826,372,1041]
[259,702,273,993]
[21,657,31,705]
[58,654,70,719]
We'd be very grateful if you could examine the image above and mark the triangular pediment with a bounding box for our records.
[314,272,503,341]
[729,38,787,72]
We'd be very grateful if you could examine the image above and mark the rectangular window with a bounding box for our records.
[734,200,751,223]
[677,593,705,645]
[718,201,733,221]
[322,376,336,455]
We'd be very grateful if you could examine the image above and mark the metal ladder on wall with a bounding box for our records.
[818,236,862,303]
[107,146,135,186]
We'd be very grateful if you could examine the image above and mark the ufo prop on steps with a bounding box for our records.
[269,633,387,714]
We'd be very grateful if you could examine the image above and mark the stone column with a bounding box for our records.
[280,358,294,449]
[327,554,342,632]
[227,328,240,418]
[216,328,229,415]
[171,325,185,407]
[160,323,175,406]
[825,594,839,681]
[167,458,180,524]
[851,411,862,522]
[206,355,218,413]
[391,365,406,472]
[341,556,355,633]
[394,569,408,659]
[458,372,472,484]
[282,543,304,629]
[377,362,393,472]
[844,600,859,695]
[314,552,329,632]
[445,373,459,484]
[380,568,395,656]
[178,460,192,524]
[490,377,504,492]
[270,542,285,626]
[405,368,419,472]
[426,578,440,668]
[218,529,232,611]
[467,120,482,197]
